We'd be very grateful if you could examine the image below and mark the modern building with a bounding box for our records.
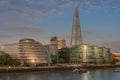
[19,38,51,66]
[1,43,20,59]
[58,47,70,63]
[70,5,111,64]
[70,44,110,64]
[111,53,120,64]
[94,46,103,64]
[102,47,110,63]
[57,39,66,49]
[49,36,58,56]
[70,44,95,63]
[70,5,82,46]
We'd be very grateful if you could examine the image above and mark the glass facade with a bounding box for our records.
[70,44,110,64]
[94,46,103,64]
[103,47,110,63]
[70,45,83,63]
[86,45,95,63]
[19,39,51,66]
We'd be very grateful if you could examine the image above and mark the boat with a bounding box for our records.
[114,68,120,72]
[72,68,88,73]
[72,68,79,72]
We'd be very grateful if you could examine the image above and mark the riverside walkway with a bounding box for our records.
[0,64,119,73]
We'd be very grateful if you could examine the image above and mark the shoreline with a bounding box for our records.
[0,64,119,73]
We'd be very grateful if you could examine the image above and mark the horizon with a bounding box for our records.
[0,0,120,52]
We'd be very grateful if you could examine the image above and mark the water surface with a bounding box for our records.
[0,69,120,80]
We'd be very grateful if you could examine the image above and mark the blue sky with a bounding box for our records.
[0,0,120,52]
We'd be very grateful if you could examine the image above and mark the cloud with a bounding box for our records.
[0,0,120,48]
[0,32,13,38]
[0,24,53,42]
[1,25,49,33]
[108,0,120,8]
[1,0,120,17]
[0,27,52,45]
[83,29,97,35]
[0,0,10,7]
[99,40,120,52]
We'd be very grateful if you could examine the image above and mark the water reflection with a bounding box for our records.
[0,69,120,80]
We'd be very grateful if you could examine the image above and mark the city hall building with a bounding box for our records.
[19,38,51,66]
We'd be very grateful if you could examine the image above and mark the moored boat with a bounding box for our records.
[114,68,120,72]
[72,68,88,73]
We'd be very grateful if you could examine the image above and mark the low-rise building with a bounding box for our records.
[2,43,20,59]
[70,44,111,64]
[111,53,120,64]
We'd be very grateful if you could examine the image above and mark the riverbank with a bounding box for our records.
[0,64,119,73]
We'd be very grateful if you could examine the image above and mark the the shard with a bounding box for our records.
[70,5,82,46]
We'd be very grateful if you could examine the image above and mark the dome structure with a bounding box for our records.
[19,38,51,66]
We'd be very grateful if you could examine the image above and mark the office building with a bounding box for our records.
[2,43,20,59]
[57,39,66,49]
[111,53,120,64]
[70,44,110,64]
[49,36,58,55]
[70,5,111,64]
[70,5,82,46]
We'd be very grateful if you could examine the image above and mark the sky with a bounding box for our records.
[0,0,120,52]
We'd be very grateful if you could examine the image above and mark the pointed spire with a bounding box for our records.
[70,4,82,46]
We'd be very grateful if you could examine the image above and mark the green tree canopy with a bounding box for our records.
[0,51,20,65]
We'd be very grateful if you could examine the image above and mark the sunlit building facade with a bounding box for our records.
[57,39,66,49]
[49,36,58,55]
[19,38,51,66]
[111,53,120,64]
[94,46,103,63]
[2,43,20,59]
[70,44,110,64]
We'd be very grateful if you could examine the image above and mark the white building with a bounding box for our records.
[2,43,20,59]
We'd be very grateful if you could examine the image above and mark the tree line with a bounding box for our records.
[0,51,20,66]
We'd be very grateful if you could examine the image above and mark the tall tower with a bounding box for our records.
[70,5,82,46]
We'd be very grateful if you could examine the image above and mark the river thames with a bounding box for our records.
[0,69,120,80]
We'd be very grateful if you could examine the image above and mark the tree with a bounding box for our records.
[51,55,57,64]
[0,53,13,65]
[111,59,119,64]
[59,58,65,63]
[12,58,21,65]
[0,52,20,65]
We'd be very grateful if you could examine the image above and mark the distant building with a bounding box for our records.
[102,47,110,63]
[70,44,111,64]
[0,46,4,55]
[0,46,4,51]
[19,38,51,66]
[49,36,58,56]
[2,43,20,59]
[70,5,111,64]
[111,53,120,64]
[70,5,82,46]
[58,47,70,63]
[57,39,66,49]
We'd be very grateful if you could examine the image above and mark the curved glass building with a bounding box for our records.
[19,38,51,66]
